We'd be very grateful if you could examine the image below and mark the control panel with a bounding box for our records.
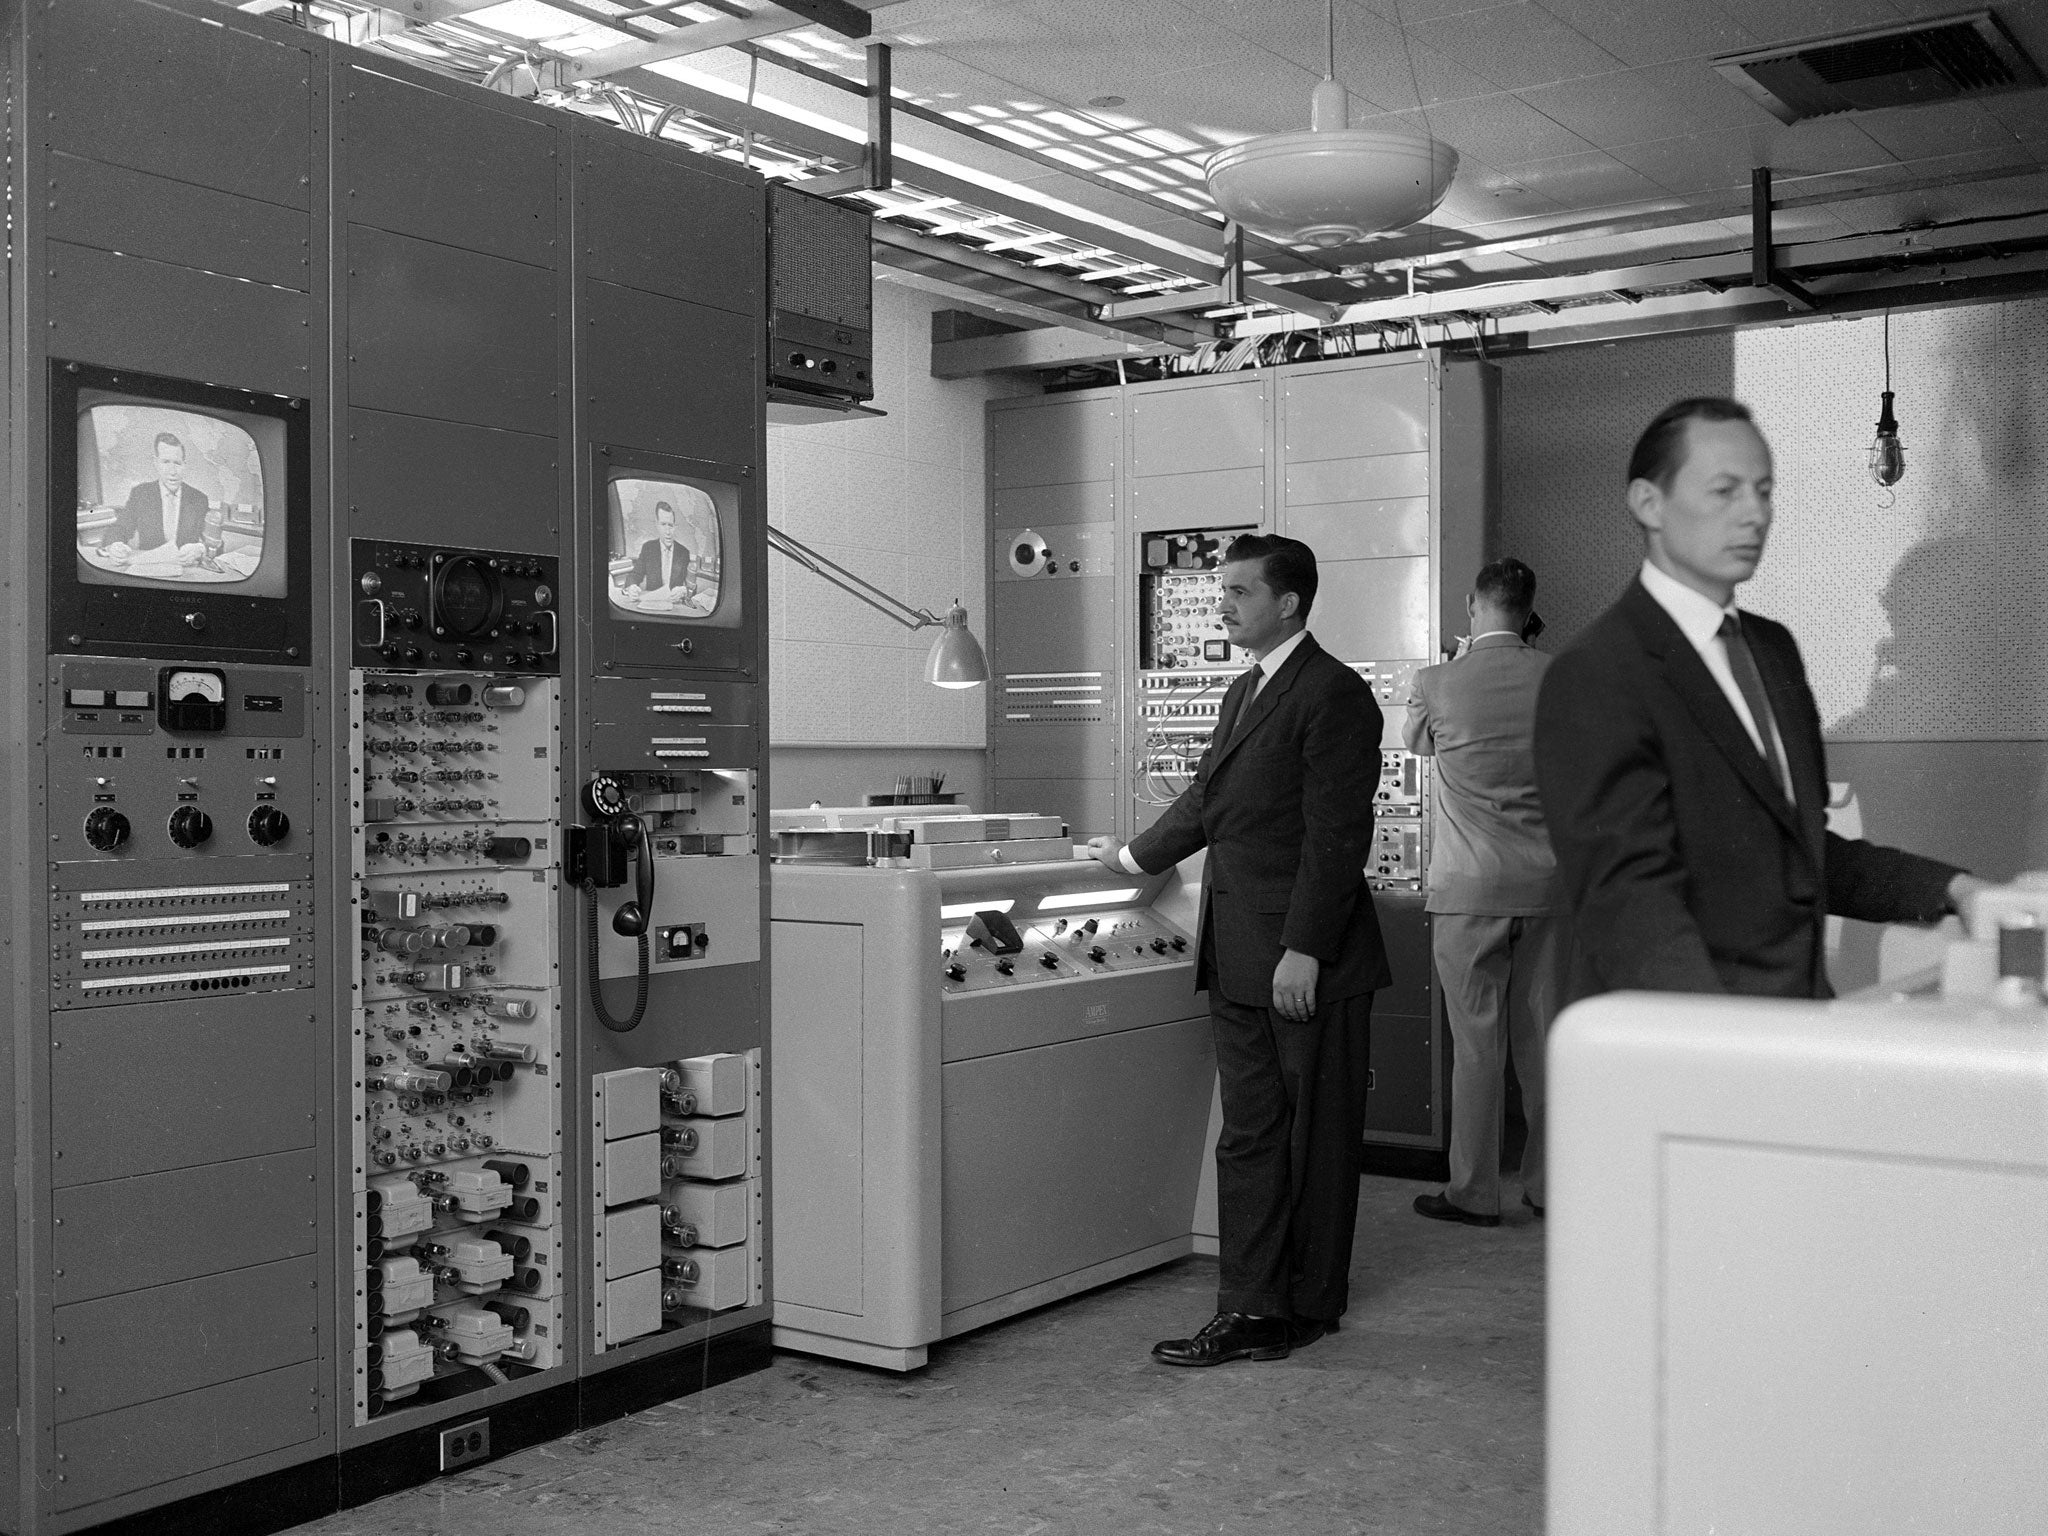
[1139,527,1246,670]
[350,669,564,1423]
[353,539,560,675]
[940,904,1193,994]
[50,657,315,1008]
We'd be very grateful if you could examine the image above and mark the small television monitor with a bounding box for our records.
[595,446,753,676]
[51,361,310,664]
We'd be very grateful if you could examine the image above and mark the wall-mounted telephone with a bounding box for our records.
[574,772,652,1032]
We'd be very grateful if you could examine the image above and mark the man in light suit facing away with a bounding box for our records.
[1087,534,1389,1366]
[1534,397,1984,1002]
[1403,558,1563,1227]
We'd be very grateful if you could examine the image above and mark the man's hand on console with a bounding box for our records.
[1947,872,1992,923]
[1271,948,1320,1022]
[1085,835,1127,874]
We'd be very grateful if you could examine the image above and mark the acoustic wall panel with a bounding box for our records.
[1129,378,1267,479]
[1281,364,1430,462]
[989,396,1119,489]
[47,0,313,210]
[53,1256,319,1422]
[1283,498,1431,561]
[347,226,558,435]
[339,64,558,266]
[49,997,319,1187]
[581,278,759,463]
[1311,557,1433,664]
[49,153,312,292]
[345,407,559,549]
[47,242,312,395]
[991,479,1115,530]
[577,132,763,315]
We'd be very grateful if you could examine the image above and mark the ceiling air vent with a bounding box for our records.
[1715,9,2043,124]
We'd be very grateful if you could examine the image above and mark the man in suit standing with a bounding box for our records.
[1087,534,1388,1365]
[107,431,209,563]
[1405,558,1562,1227]
[1534,397,1983,1000]
[623,502,694,600]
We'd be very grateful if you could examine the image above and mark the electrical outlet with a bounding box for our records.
[438,1417,491,1471]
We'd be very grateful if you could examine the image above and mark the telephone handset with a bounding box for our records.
[580,773,653,1032]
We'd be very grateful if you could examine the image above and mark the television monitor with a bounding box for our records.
[595,446,753,676]
[51,361,310,664]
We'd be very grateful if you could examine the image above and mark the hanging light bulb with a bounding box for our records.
[1870,310,1906,489]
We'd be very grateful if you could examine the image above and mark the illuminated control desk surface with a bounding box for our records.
[769,840,1214,1372]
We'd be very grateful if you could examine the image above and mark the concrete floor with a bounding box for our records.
[294,1175,1543,1536]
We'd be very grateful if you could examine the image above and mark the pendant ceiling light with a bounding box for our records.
[1203,0,1458,249]
[1870,309,1907,491]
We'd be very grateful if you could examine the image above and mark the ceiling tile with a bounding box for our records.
[1362,88,1596,164]
[1437,168,1566,225]
[1495,147,1673,211]
[1519,58,1776,146]
[1530,0,1759,67]
[1406,2,1625,92]
[1981,89,2048,146]
[1712,0,1913,45]
[1853,100,2029,163]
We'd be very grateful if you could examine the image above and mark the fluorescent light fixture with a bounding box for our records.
[939,899,1015,920]
[1038,888,1140,911]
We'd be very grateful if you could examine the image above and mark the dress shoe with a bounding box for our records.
[1151,1312,1293,1367]
[1412,1192,1501,1228]
[1523,1193,1545,1219]
[1287,1315,1337,1347]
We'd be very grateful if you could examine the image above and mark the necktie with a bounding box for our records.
[1719,613,1793,804]
[162,487,179,548]
[1217,668,1259,749]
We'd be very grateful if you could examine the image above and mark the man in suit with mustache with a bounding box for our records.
[1089,533,1389,1365]
[1534,397,1983,1002]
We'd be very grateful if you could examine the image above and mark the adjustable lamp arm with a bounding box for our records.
[766,524,944,631]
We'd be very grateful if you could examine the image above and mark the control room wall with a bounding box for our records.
[1497,300,2048,991]
[765,277,1030,809]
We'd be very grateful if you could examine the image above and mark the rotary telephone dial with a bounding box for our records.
[580,773,654,1032]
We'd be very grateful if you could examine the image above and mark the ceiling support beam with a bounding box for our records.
[791,42,891,196]
[569,1,911,80]
[1751,167,1819,313]
[929,325,1185,378]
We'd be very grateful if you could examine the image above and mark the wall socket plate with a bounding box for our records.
[439,1417,491,1471]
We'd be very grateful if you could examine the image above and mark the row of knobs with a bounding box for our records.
[83,804,290,851]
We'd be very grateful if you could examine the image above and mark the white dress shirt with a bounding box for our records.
[1637,559,1792,801]
[1120,627,1312,873]
[161,484,181,549]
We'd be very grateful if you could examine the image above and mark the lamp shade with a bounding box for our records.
[925,603,989,689]
[1206,128,1458,249]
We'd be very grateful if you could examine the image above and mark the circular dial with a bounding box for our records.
[83,807,130,852]
[247,805,291,847]
[584,773,629,819]
[167,806,214,849]
[432,556,502,639]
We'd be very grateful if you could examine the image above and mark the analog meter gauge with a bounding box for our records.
[158,666,229,732]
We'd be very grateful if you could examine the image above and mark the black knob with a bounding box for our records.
[1088,946,1107,964]
[1081,918,1100,935]
[381,641,401,662]
[247,804,290,846]
[1170,936,1188,952]
[83,807,130,851]
[1150,938,1168,954]
[995,959,1014,975]
[167,806,213,849]
[401,645,422,664]
[400,609,423,631]
[1039,953,1059,969]
[945,963,965,982]
[452,648,473,666]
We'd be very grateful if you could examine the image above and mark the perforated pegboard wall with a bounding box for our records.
[1496,332,1735,651]
[1737,300,2048,741]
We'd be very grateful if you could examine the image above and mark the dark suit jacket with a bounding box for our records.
[1533,578,1960,1000]
[627,537,692,591]
[113,481,208,551]
[1128,632,1391,1008]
